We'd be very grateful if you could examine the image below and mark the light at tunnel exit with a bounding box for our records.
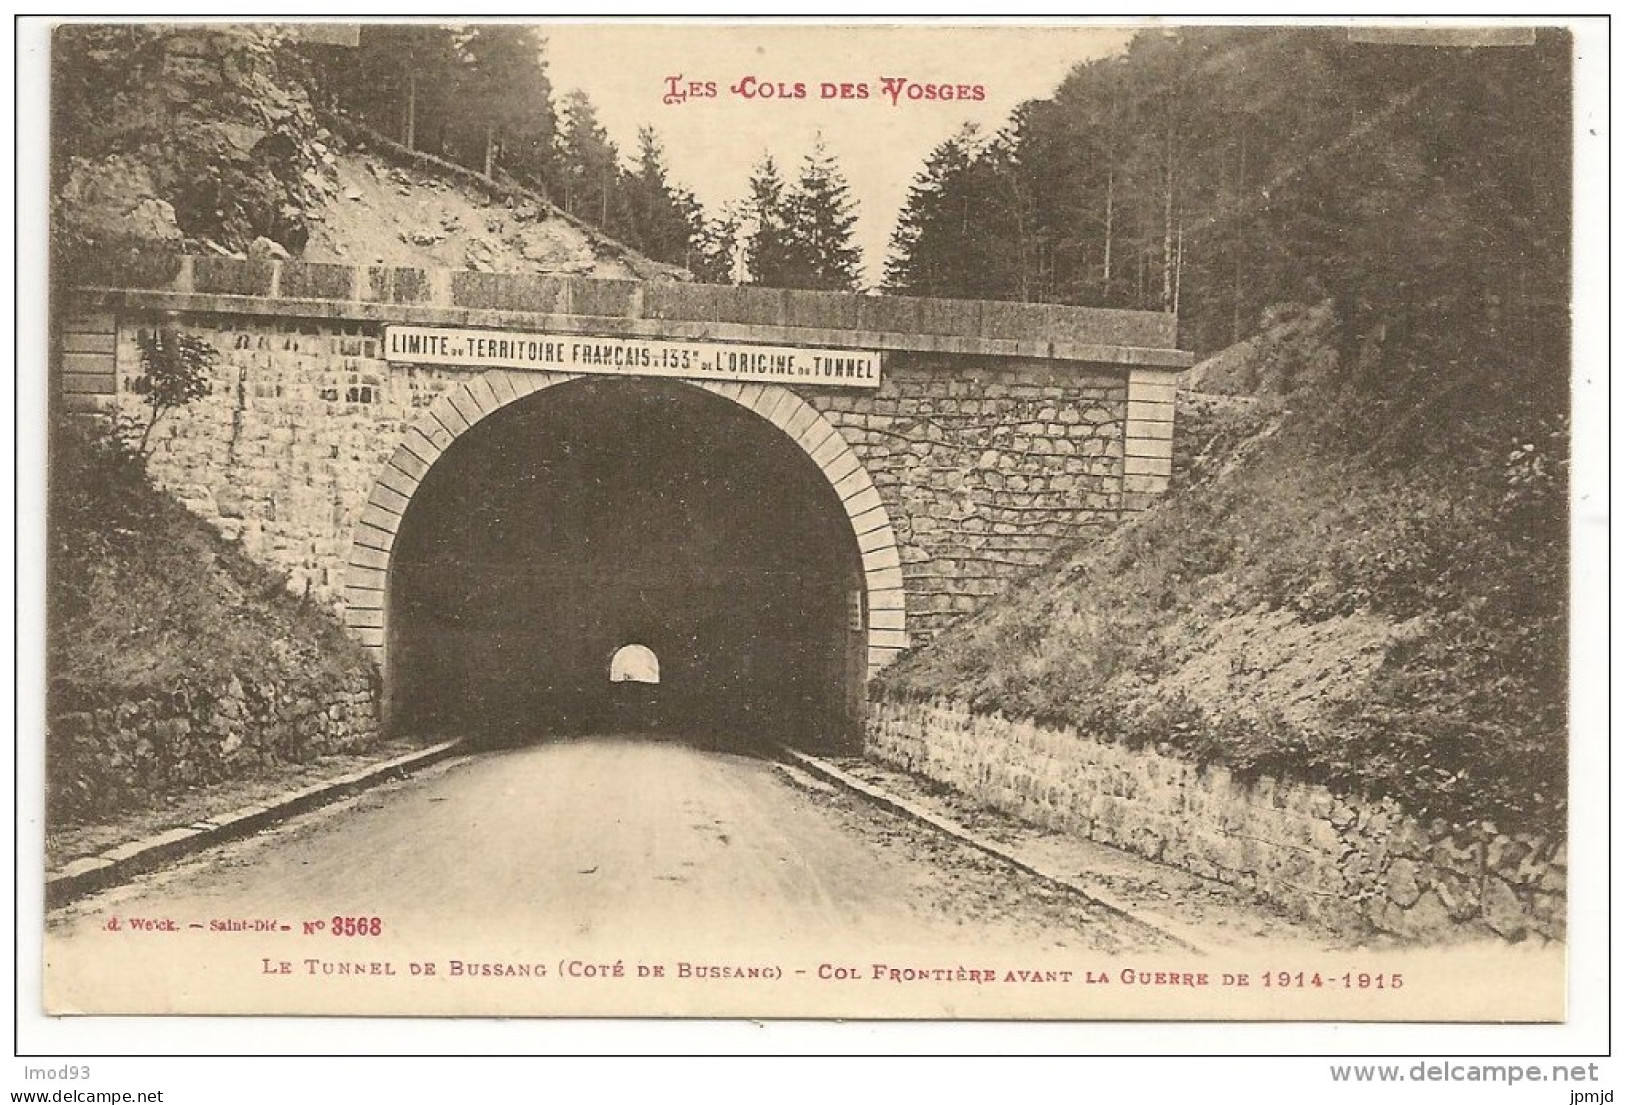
[610,644,660,684]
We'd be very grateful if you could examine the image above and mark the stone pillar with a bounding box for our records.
[1122,366,1180,510]
[56,306,119,416]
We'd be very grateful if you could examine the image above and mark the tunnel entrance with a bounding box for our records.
[387,377,867,751]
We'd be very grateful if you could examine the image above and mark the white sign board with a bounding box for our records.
[385,326,881,389]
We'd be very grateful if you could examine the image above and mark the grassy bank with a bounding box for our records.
[47,419,382,825]
[877,306,1567,833]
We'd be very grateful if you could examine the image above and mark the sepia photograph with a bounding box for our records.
[26,16,1597,1036]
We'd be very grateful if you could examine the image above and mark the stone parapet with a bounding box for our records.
[71,255,1193,370]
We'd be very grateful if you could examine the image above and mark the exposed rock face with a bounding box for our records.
[54,155,184,247]
[51,27,675,282]
[53,26,329,258]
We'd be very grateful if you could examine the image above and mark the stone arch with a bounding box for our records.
[339,369,907,688]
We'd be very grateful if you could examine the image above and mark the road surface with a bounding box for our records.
[42,735,1567,1021]
[50,735,1172,947]
[44,737,1189,1014]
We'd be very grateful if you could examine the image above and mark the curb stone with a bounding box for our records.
[46,740,464,909]
[778,745,1216,956]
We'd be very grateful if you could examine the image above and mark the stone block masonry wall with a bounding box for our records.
[49,670,378,825]
[70,261,1190,661]
[809,356,1126,641]
[111,315,1135,648]
[57,310,119,415]
[1123,367,1176,510]
[117,317,433,604]
[869,698,1565,942]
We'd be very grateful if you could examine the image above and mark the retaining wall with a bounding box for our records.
[49,669,380,825]
[868,697,1565,942]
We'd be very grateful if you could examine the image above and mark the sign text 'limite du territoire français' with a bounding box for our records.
[384,326,881,389]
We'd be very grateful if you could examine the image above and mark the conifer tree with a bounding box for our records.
[884,125,983,296]
[555,90,622,227]
[463,27,557,181]
[742,153,796,286]
[621,127,704,267]
[784,136,863,291]
[692,202,744,284]
[744,140,863,290]
[344,25,459,154]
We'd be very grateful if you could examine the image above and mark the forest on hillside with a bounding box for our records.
[878,28,1573,832]
[887,27,1570,349]
[888,26,1573,498]
[54,25,1570,324]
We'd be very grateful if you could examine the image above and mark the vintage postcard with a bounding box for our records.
[35,18,1589,1024]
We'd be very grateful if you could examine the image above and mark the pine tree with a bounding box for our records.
[884,125,983,296]
[784,136,863,291]
[555,90,622,227]
[742,153,796,286]
[692,202,744,284]
[885,121,1030,301]
[972,122,1038,302]
[745,140,864,291]
[451,26,557,182]
[342,26,459,153]
[621,127,704,268]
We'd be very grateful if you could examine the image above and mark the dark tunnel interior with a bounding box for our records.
[388,378,866,751]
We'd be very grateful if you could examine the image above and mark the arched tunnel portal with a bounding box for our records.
[385,376,876,752]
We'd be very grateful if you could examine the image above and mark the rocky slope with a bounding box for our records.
[51,26,678,282]
[299,129,679,279]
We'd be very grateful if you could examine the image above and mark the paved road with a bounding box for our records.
[51,735,1169,948]
[45,735,1176,1015]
